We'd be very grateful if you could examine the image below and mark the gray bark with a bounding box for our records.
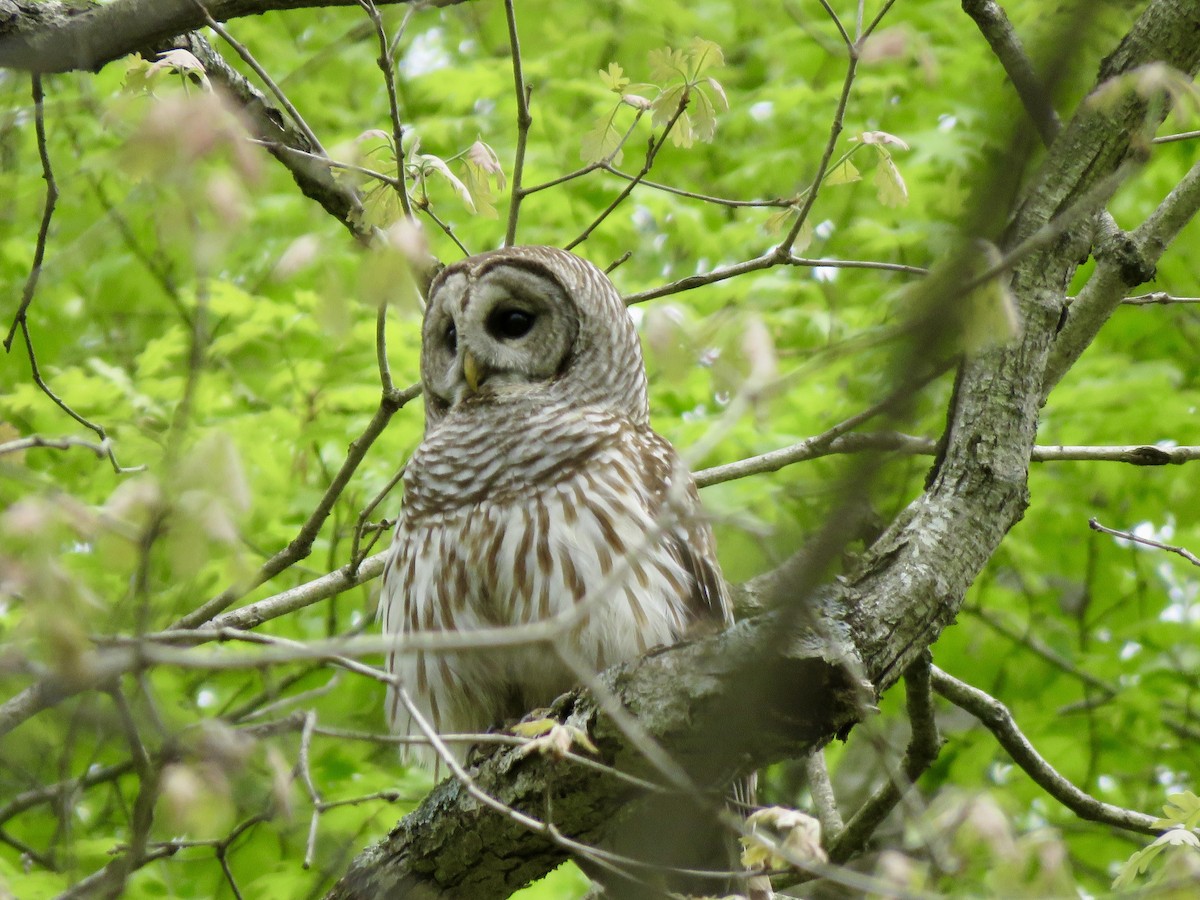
[0,0,465,74]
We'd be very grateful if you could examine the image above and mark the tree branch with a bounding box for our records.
[169,32,372,243]
[930,666,1160,835]
[828,652,942,863]
[0,0,470,74]
[1043,157,1200,395]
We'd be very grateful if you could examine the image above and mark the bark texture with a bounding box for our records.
[0,0,466,74]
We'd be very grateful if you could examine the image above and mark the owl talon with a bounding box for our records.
[511,718,599,759]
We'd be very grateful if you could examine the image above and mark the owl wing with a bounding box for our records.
[638,428,732,632]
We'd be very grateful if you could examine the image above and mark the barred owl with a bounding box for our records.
[380,245,731,761]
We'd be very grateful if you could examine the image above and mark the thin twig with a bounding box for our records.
[1121,291,1200,305]
[601,165,791,207]
[419,201,471,255]
[4,74,56,352]
[0,435,109,459]
[521,113,645,197]
[930,666,1161,835]
[350,465,405,569]
[249,139,399,186]
[816,0,852,48]
[196,4,326,156]
[1089,517,1200,568]
[502,0,532,246]
[621,252,926,305]
[804,750,844,842]
[829,653,942,862]
[860,0,899,39]
[297,712,322,869]
[5,76,141,475]
[779,35,857,253]
[1153,128,1200,143]
[358,0,414,220]
[565,97,690,250]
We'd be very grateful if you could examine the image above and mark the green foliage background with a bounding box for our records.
[1,0,1198,896]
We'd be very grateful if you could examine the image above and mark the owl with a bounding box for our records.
[379,246,731,763]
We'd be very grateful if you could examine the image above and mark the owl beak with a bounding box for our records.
[462,350,483,393]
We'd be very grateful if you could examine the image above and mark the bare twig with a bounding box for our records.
[804,750,844,842]
[961,0,1060,144]
[600,165,791,207]
[5,75,141,476]
[1121,291,1200,305]
[350,465,405,569]
[519,112,645,198]
[502,0,532,246]
[698,432,1200,487]
[815,0,852,48]
[829,653,942,862]
[196,4,326,156]
[1089,517,1200,568]
[860,0,899,39]
[0,435,110,459]
[565,97,690,250]
[1153,128,1200,143]
[621,251,927,305]
[418,201,471,255]
[930,666,1160,835]
[3,75,55,353]
[297,712,323,869]
[358,0,414,220]
[778,30,856,253]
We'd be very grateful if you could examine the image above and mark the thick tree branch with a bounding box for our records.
[326,612,865,899]
[0,0,470,74]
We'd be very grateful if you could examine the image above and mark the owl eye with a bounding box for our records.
[444,323,457,352]
[487,308,536,340]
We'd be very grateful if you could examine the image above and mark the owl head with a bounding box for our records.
[420,246,649,429]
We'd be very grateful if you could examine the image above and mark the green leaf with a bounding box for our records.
[648,47,690,83]
[691,86,719,143]
[1159,791,1200,829]
[580,107,624,164]
[687,37,725,77]
[599,62,629,93]
[705,76,729,111]
[824,158,861,185]
[651,83,689,130]
[416,153,475,213]
[461,139,506,219]
[874,154,909,206]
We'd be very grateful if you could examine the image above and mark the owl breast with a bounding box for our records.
[381,400,700,756]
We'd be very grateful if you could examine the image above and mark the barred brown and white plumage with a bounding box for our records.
[379,246,730,761]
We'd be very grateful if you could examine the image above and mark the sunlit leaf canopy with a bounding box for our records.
[1,0,1199,896]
